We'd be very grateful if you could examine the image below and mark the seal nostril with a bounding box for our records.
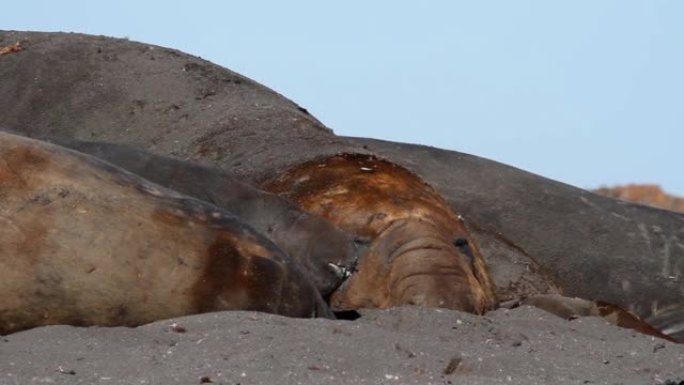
[407,294,426,306]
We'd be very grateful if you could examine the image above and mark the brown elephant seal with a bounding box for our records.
[0,132,330,335]
[263,153,497,314]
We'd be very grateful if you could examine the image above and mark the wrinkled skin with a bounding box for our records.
[0,132,330,335]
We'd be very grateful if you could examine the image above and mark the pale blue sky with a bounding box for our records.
[6,1,684,194]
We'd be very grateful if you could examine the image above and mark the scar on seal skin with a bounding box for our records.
[0,132,330,335]
[263,153,498,314]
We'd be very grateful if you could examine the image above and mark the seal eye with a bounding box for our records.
[453,238,468,247]
[353,236,371,246]
[453,238,474,267]
[351,236,371,259]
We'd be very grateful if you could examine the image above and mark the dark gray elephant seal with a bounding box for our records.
[344,137,684,339]
[0,132,330,335]
[54,138,357,298]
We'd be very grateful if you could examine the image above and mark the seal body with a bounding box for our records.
[263,154,498,314]
[0,132,329,334]
[57,139,357,298]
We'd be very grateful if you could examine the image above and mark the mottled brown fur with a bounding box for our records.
[0,133,328,335]
[263,153,497,314]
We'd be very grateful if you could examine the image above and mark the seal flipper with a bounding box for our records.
[518,295,678,343]
[594,301,678,343]
[646,305,684,343]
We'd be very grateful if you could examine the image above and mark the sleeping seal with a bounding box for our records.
[55,139,358,298]
[0,132,330,334]
[263,153,498,314]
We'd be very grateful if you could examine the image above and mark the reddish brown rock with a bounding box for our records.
[594,184,684,213]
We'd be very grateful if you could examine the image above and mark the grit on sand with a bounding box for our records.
[2,306,684,385]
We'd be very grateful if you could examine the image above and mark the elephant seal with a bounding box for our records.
[0,132,330,335]
[53,139,358,298]
[263,153,497,314]
[2,31,683,340]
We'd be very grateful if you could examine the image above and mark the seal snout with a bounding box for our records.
[330,219,495,314]
[385,219,493,313]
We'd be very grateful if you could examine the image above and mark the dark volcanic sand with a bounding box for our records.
[2,307,684,385]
